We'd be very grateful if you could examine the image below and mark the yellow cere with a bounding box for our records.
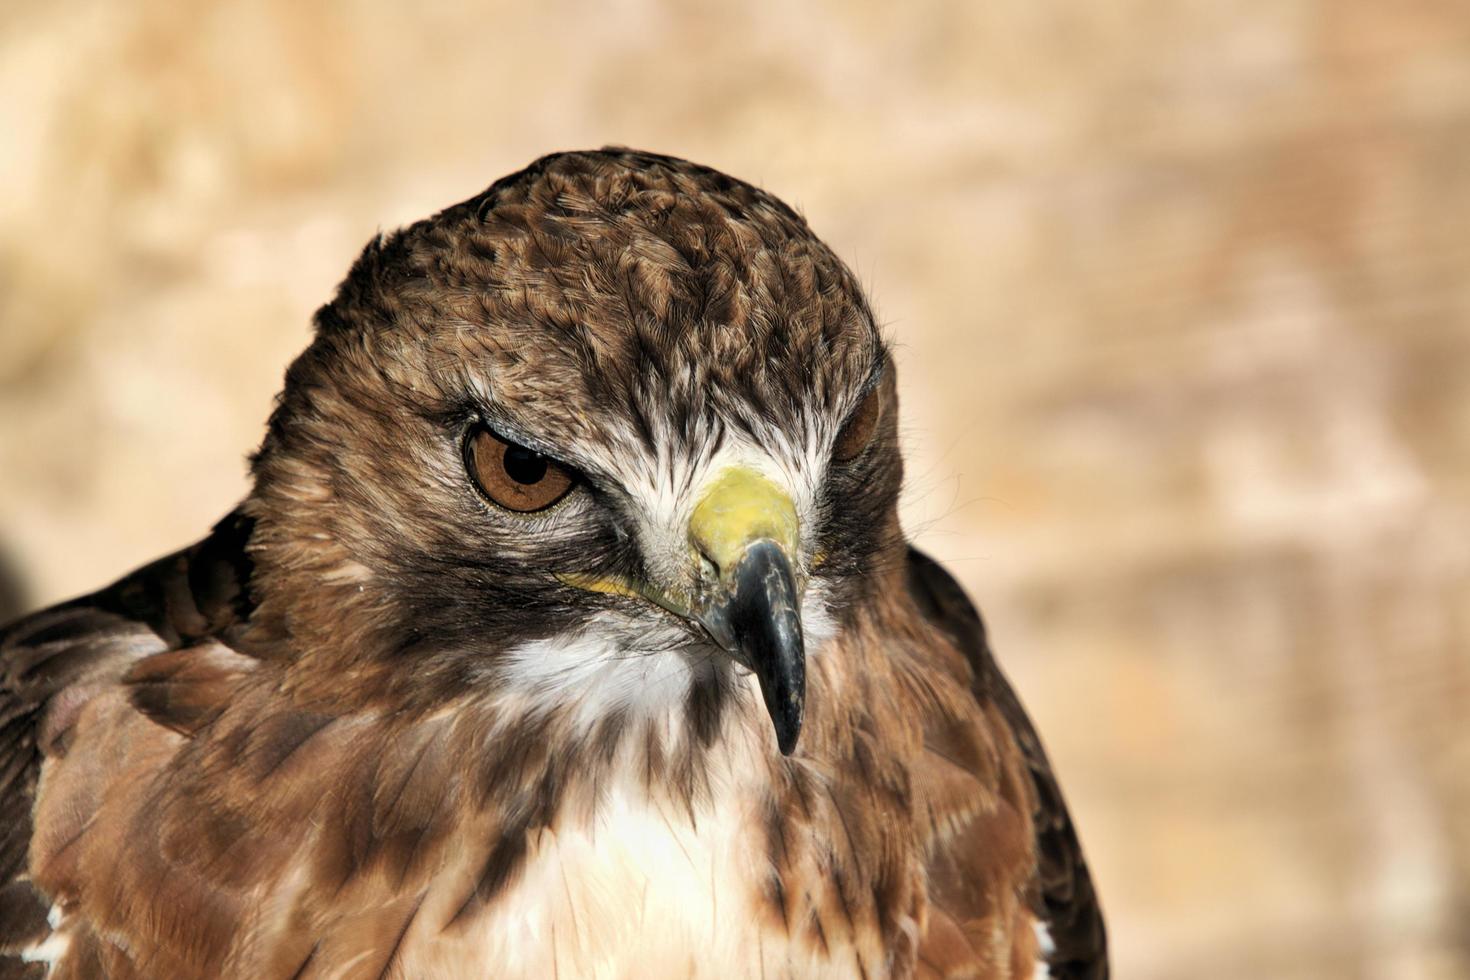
[688,466,799,574]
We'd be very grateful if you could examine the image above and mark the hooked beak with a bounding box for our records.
[688,468,806,756]
[693,538,805,755]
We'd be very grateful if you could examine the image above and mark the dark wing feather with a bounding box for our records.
[0,510,255,970]
[906,547,1109,979]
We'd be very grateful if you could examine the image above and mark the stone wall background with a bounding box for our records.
[2,1,1467,976]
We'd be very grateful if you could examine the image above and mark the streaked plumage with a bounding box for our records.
[0,149,1106,979]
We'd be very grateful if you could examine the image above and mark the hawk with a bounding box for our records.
[0,149,1107,979]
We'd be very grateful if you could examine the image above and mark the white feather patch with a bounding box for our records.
[1033,919,1056,979]
[496,626,701,734]
[20,906,70,975]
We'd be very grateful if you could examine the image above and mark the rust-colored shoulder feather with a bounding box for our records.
[905,548,1108,979]
[0,511,256,977]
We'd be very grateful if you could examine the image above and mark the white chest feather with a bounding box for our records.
[391,622,853,978]
[395,775,847,980]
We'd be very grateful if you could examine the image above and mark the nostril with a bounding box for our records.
[692,544,721,583]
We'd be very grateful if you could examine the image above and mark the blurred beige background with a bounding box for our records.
[3,1,1469,976]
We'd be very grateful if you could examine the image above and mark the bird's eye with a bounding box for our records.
[832,386,883,462]
[464,426,577,512]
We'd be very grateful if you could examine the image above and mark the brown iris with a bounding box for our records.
[833,385,883,462]
[464,426,576,512]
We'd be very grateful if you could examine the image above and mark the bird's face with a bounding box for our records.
[246,151,904,756]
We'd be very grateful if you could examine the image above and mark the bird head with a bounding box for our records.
[245,149,904,757]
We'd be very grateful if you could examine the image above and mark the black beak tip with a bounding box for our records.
[773,703,803,756]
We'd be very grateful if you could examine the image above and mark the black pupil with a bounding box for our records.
[502,445,549,485]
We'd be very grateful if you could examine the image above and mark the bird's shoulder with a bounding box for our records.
[0,510,257,974]
[902,547,1109,980]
